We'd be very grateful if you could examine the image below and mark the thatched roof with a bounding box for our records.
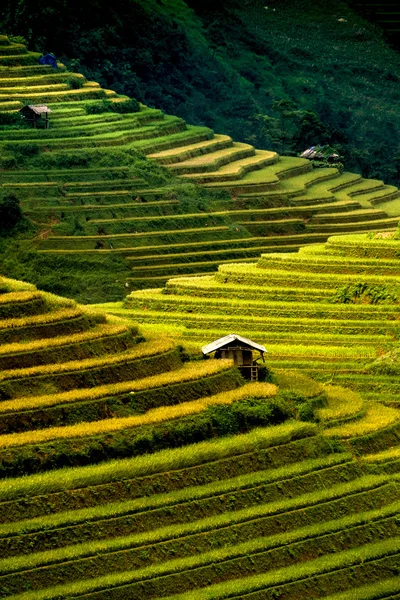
[22,105,52,115]
[202,334,266,356]
[301,147,319,159]
[301,146,339,160]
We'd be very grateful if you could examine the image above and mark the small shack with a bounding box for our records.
[300,146,340,163]
[20,105,52,129]
[202,334,266,381]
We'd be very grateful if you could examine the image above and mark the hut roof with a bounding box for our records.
[24,105,52,115]
[300,147,318,159]
[301,146,339,160]
[202,334,267,356]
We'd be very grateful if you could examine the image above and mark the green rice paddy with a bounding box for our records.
[1,36,400,298]
[0,34,399,600]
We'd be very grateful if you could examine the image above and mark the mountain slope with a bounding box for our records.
[1,36,400,302]
[1,0,400,184]
[0,277,399,599]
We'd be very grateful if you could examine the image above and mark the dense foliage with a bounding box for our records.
[0,111,29,129]
[1,0,399,183]
[0,193,23,234]
[85,98,140,115]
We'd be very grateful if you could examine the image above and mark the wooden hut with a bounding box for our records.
[20,105,52,128]
[300,146,340,163]
[202,334,266,381]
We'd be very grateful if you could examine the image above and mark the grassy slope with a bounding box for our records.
[0,271,398,598]
[0,37,398,303]
[103,233,400,410]
[1,0,400,184]
[0,276,398,598]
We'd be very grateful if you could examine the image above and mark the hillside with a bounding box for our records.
[1,35,400,303]
[1,0,400,185]
[0,273,399,598]
[352,1,400,48]
[0,10,400,600]
[100,231,400,426]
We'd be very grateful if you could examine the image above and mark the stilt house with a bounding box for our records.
[202,334,266,381]
[20,105,52,128]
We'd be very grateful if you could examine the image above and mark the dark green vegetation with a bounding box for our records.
[352,1,400,49]
[1,0,400,185]
[0,192,22,233]
[1,32,400,303]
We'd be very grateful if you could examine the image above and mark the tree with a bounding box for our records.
[250,101,332,155]
[0,193,23,234]
[271,99,299,153]
[292,111,331,150]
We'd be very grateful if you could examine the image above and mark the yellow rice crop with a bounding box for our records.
[276,370,323,398]
[0,359,234,414]
[362,446,400,463]
[0,83,69,93]
[101,312,139,329]
[128,322,187,337]
[325,402,400,438]
[0,422,315,501]
[0,322,128,357]
[0,307,83,331]
[267,344,376,359]
[0,335,175,382]
[0,291,41,305]
[317,385,364,423]
[0,87,106,99]
[38,291,76,308]
[217,262,400,286]
[0,381,275,448]
[0,277,36,293]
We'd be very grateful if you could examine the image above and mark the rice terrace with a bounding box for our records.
[0,1,400,598]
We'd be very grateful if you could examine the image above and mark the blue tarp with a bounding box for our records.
[39,54,58,69]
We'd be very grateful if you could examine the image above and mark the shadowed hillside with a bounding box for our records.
[351,0,400,49]
[1,0,400,184]
[0,35,399,303]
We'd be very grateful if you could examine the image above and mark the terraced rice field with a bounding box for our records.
[105,232,400,451]
[0,271,398,598]
[90,234,400,600]
[108,233,400,374]
[0,276,259,476]
[0,281,397,598]
[1,35,400,290]
[1,34,400,599]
